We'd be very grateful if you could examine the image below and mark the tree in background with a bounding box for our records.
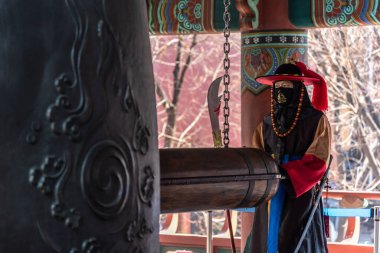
[151,33,241,149]
[151,33,241,235]
[308,27,380,191]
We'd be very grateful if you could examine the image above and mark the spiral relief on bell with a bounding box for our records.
[81,140,132,219]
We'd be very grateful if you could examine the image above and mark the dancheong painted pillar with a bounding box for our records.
[235,1,308,250]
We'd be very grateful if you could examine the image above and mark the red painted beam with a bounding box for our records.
[160,234,241,249]
[328,243,373,253]
[323,190,380,200]
[258,0,295,30]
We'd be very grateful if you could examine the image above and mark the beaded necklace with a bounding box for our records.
[270,85,305,138]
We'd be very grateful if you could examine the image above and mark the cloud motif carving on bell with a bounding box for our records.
[80,140,132,219]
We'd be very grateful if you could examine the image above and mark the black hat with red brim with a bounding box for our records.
[255,75,321,86]
[255,62,328,111]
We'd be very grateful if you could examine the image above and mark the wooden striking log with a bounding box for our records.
[160,148,280,213]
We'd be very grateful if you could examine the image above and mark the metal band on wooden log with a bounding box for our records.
[160,148,280,213]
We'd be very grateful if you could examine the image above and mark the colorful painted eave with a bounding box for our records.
[147,0,240,35]
[289,0,380,28]
[148,0,380,34]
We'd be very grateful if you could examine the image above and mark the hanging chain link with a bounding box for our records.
[222,4,236,253]
[223,0,231,148]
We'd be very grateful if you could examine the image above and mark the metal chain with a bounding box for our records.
[222,4,236,253]
[223,0,231,148]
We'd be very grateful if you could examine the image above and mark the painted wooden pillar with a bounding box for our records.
[236,0,308,250]
[0,0,159,252]
[241,30,308,144]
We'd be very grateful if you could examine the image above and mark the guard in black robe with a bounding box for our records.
[247,62,331,253]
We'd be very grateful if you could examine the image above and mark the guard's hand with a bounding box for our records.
[278,166,288,180]
[278,166,297,197]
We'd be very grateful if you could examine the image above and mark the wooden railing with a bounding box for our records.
[160,190,378,253]
[161,234,374,253]
[322,190,380,200]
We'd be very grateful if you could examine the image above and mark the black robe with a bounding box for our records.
[249,102,331,253]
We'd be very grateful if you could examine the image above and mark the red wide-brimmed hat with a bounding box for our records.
[255,62,328,111]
